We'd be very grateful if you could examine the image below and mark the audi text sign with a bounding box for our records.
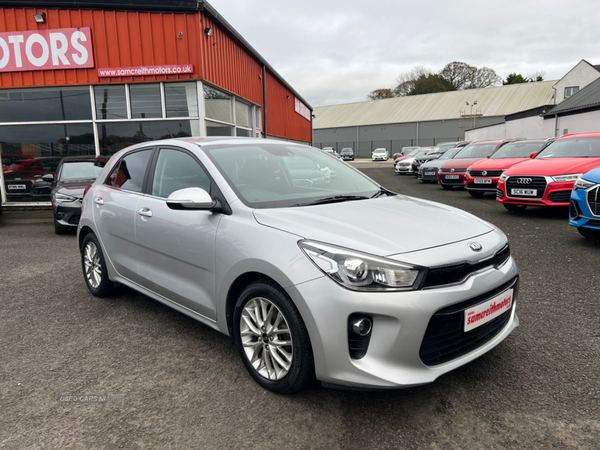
[0,27,94,73]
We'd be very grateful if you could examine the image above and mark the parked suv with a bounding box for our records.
[497,133,600,211]
[77,137,519,394]
[438,140,518,190]
[570,167,600,240]
[464,139,553,197]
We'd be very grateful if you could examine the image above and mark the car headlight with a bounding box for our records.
[573,176,596,190]
[54,193,77,203]
[499,173,508,182]
[298,240,425,291]
[552,173,583,183]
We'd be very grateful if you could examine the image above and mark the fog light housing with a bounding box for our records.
[348,314,372,359]
[570,200,581,220]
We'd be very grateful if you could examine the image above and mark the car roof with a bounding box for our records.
[557,132,600,140]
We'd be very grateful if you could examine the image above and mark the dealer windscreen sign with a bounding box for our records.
[0,27,93,72]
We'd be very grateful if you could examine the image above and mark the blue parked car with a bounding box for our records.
[570,166,600,240]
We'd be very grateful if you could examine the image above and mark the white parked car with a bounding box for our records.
[395,148,431,174]
[372,148,388,161]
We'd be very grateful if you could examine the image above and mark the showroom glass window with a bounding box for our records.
[130,84,162,119]
[0,87,92,122]
[165,82,198,118]
[95,85,127,120]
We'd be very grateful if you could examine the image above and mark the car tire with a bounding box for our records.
[54,216,69,234]
[468,190,485,197]
[577,227,600,240]
[441,184,453,190]
[233,279,315,394]
[503,203,528,212]
[81,233,114,297]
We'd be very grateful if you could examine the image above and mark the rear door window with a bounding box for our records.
[106,149,152,193]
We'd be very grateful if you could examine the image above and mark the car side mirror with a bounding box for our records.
[529,152,538,158]
[42,174,54,183]
[166,187,216,210]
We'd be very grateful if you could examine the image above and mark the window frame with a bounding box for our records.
[103,147,156,195]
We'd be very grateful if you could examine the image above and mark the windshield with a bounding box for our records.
[204,143,383,208]
[405,148,421,156]
[455,144,498,159]
[341,148,353,153]
[491,141,547,159]
[414,149,430,158]
[536,137,600,158]
[439,148,461,160]
[374,149,386,154]
[60,161,106,180]
[428,143,456,155]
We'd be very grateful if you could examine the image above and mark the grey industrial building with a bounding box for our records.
[312,81,556,156]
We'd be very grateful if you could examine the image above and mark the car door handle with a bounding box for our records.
[137,207,153,218]
[94,197,104,205]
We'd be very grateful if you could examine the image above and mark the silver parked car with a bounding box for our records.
[78,138,519,394]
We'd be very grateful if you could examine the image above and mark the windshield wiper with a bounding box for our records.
[294,195,369,207]
[371,187,396,198]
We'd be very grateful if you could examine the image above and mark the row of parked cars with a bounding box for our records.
[393,133,600,241]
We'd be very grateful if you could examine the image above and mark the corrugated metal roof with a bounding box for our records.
[313,81,556,129]
[546,77,600,115]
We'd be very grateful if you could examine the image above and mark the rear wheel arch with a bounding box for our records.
[78,226,94,249]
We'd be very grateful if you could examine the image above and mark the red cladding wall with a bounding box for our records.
[0,7,311,142]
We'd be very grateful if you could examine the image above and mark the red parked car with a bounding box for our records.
[497,132,600,211]
[438,140,519,190]
[464,139,554,197]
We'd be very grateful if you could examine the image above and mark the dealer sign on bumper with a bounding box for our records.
[464,289,513,332]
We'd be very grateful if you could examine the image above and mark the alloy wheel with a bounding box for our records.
[84,241,102,289]
[240,297,294,381]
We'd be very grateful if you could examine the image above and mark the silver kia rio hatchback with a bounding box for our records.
[78,137,519,394]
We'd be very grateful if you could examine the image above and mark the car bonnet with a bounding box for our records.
[252,195,492,256]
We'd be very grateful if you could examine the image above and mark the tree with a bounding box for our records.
[393,66,431,96]
[471,67,502,88]
[527,71,545,82]
[439,61,477,90]
[366,88,395,100]
[409,73,455,95]
[503,73,528,85]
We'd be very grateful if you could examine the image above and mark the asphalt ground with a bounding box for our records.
[1,162,599,449]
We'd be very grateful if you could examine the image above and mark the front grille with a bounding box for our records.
[440,168,467,173]
[585,218,600,227]
[588,186,600,216]
[419,277,518,366]
[470,170,503,177]
[467,181,497,190]
[506,176,546,199]
[496,189,504,200]
[68,215,81,225]
[422,244,510,289]
[548,190,571,204]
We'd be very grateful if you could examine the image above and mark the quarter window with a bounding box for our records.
[151,149,211,198]
[106,149,152,192]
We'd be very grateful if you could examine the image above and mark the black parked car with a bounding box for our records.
[46,156,109,234]
[340,147,354,161]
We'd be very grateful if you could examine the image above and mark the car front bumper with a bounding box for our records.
[497,177,574,206]
[54,200,83,227]
[438,172,466,186]
[569,186,600,230]
[464,174,499,191]
[286,251,519,389]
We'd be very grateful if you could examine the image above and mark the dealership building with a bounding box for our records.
[0,0,312,206]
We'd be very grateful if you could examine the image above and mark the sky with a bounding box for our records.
[208,0,600,108]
